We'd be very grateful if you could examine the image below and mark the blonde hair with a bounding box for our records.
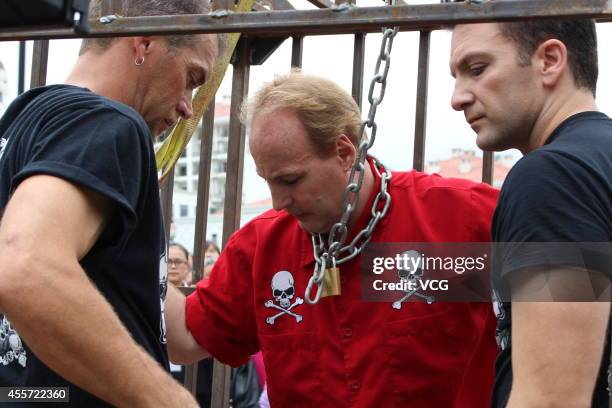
[242,69,364,154]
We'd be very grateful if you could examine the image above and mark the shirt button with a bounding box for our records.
[340,276,347,285]
[343,327,353,338]
[351,380,361,390]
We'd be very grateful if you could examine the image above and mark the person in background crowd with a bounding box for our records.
[203,240,221,279]
[168,242,191,287]
[166,241,194,385]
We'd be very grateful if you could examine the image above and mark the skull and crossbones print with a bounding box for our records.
[392,250,434,309]
[265,271,304,325]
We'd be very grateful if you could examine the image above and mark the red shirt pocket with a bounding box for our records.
[259,331,323,407]
[382,307,481,407]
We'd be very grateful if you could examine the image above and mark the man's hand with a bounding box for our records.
[0,175,197,407]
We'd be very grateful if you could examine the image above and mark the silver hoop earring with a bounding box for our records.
[135,56,145,66]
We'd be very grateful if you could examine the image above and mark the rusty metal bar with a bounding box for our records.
[210,38,251,408]
[252,3,267,12]
[482,151,493,185]
[212,0,235,12]
[178,287,196,296]
[307,0,333,8]
[351,32,365,110]
[30,40,50,88]
[192,101,216,284]
[412,30,430,172]
[210,360,231,408]
[101,0,122,15]
[183,363,199,397]
[18,42,26,94]
[3,0,612,41]
[221,40,250,245]
[160,170,176,244]
[181,102,216,396]
[291,35,303,68]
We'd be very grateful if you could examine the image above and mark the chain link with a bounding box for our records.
[304,23,398,305]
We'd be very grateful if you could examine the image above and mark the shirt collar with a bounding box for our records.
[544,111,607,145]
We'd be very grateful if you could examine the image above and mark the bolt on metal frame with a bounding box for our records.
[6,0,612,406]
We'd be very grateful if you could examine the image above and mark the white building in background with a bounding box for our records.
[172,193,272,252]
[173,101,231,214]
[0,60,8,114]
[170,99,273,251]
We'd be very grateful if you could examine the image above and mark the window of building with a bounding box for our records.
[219,126,229,138]
[179,204,189,218]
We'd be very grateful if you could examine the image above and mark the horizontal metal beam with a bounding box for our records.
[1,0,611,40]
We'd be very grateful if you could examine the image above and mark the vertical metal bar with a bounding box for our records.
[210,38,251,408]
[482,151,493,185]
[160,169,175,245]
[110,0,122,12]
[192,100,216,284]
[18,42,26,94]
[220,39,250,246]
[291,35,303,68]
[210,359,232,408]
[412,30,430,172]
[212,0,235,12]
[183,361,199,398]
[30,40,49,88]
[101,0,122,15]
[351,33,365,110]
[181,104,216,397]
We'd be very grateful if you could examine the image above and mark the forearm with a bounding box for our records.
[0,257,196,408]
[508,301,609,408]
[506,392,591,408]
[165,285,210,364]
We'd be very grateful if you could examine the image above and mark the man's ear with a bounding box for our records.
[534,38,568,89]
[336,134,357,171]
[131,36,154,59]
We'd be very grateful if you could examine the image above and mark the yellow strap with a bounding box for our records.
[155,0,257,184]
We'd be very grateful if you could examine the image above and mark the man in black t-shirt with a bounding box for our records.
[0,0,218,406]
[450,20,611,407]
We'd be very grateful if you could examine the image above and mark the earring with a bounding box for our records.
[134,56,145,66]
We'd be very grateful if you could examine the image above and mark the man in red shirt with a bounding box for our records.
[166,70,499,407]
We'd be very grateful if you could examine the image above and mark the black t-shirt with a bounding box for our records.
[0,85,169,407]
[491,111,612,408]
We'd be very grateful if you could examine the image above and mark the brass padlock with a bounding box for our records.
[321,266,342,298]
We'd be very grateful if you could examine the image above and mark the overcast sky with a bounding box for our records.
[2,0,612,203]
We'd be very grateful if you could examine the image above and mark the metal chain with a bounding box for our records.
[304,23,398,305]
